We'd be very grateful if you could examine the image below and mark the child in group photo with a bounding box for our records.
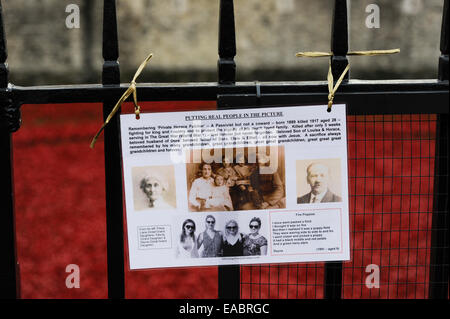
[204,174,233,211]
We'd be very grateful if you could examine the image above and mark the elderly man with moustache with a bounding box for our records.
[297,162,341,204]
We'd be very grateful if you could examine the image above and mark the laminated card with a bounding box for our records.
[120,104,350,269]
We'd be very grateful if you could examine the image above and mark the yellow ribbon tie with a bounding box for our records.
[327,61,350,112]
[90,53,153,149]
[296,49,400,58]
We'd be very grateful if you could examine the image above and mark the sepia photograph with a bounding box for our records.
[186,146,286,212]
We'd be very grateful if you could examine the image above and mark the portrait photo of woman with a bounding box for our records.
[132,165,176,211]
[197,215,223,258]
[222,219,245,257]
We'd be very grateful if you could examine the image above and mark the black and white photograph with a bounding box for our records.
[222,219,246,257]
[242,216,268,257]
[221,215,269,257]
[196,215,223,258]
[186,146,286,212]
[296,159,342,204]
[175,218,199,259]
[174,213,269,259]
[132,165,177,211]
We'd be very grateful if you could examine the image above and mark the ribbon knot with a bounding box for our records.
[296,49,400,111]
[90,53,153,148]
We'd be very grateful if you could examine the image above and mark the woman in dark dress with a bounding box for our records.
[222,219,245,257]
[243,217,268,256]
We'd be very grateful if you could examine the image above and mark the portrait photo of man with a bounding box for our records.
[297,160,342,204]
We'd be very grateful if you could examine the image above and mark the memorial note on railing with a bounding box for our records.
[120,104,350,269]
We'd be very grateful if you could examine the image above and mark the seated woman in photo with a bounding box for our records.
[176,219,199,258]
[205,175,233,211]
[222,219,245,257]
[243,217,268,256]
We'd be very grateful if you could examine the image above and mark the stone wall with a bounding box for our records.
[2,0,445,85]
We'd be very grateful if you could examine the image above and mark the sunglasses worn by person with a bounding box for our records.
[249,224,260,229]
[206,220,215,224]
[227,226,237,230]
[185,225,194,230]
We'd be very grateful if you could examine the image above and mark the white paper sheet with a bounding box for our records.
[120,104,350,269]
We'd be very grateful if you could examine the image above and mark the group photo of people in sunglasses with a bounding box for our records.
[175,215,268,259]
[186,147,286,212]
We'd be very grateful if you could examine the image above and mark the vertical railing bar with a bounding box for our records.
[103,0,120,85]
[81,0,95,82]
[0,0,19,299]
[330,0,349,81]
[429,0,449,299]
[324,0,347,300]
[0,0,7,89]
[217,0,236,85]
[217,0,240,299]
[102,0,125,299]
[429,114,449,299]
